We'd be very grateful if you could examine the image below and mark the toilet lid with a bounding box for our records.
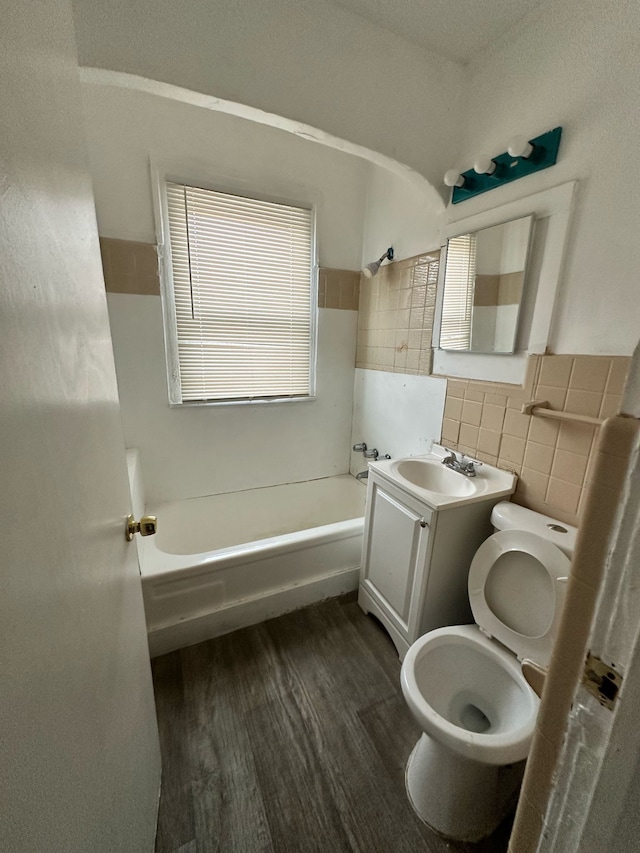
[468,530,571,667]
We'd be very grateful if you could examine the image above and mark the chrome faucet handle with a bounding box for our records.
[461,456,483,476]
[443,447,459,463]
[363,448,379,459]
[460,453,482,467]
[353,442,367,452]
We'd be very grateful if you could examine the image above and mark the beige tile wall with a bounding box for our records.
[318,268,360,310]
[356,251,440,375]
[100,239,359,311]
[100,237,160,295]
[440,354,631,525]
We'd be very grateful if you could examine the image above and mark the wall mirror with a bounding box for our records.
[439,214,534,354]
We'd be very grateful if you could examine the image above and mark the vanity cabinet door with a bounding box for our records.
[360,478,431,638]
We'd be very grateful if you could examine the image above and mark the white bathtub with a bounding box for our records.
[127,452,366,657]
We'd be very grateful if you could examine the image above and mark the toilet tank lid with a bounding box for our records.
[490,502,577,558]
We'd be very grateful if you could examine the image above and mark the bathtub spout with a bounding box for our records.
[356,470,369,480]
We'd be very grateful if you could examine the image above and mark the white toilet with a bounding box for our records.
[400,501,576,842]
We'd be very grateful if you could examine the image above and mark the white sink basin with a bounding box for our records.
[392,459,478,497]
[368,445,516,509]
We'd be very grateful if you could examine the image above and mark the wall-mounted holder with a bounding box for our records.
[522,399,604,427]
[448,127,562,205]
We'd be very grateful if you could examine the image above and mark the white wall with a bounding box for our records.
[458,0,640,356]
[82,83,368,269]
[360,163,445,265]
[72,0,466,189]
[109,295,358,503]
[81,84,365,503]
[350,370,447,475]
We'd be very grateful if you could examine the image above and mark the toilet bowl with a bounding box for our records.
[401,502,576,842]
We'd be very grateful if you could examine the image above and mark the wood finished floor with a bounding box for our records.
[152,594,513,853]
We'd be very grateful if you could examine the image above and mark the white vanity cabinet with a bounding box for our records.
[358,466,508,659]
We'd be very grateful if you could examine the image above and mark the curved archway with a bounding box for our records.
[79,67,445,230]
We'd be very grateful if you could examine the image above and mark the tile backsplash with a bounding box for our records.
[318,268,360,310]
[100,238,360,311]
[100,237,160,295]
[441,354,631,525]
[356,250,440,375]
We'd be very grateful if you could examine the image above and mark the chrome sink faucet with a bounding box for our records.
[442,448,483,478]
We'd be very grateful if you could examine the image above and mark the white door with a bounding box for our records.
[0,4,161,852]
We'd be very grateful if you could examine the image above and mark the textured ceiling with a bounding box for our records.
[327,0,541,63]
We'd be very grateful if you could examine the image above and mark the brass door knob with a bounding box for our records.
[125,514,157,541]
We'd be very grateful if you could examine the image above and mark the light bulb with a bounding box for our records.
[444,169,465,188]
[473,157,496,175]
[508,136,534,158]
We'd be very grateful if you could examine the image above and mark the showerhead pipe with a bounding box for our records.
[362,246,394,278]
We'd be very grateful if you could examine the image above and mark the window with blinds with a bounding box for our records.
[162,181,315,404]
[439,233,476,350]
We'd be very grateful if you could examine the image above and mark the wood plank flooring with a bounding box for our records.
[152,594,513,853]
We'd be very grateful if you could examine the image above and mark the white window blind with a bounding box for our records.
[440,233,476,350]
[164,181,314,403]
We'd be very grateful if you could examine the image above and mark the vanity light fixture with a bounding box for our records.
[507,136,535,159]
[473,156,497,176]
[444,126,563,205]
[444,169,465,189]
[362,246,394,278]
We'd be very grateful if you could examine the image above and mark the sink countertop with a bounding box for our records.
[368,444,517,510]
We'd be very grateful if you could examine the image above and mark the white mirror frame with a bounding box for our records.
[432,181,577,385]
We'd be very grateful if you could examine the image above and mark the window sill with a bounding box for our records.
[169,394,317,409]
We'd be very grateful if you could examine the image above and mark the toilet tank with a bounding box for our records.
[490,501,577,558]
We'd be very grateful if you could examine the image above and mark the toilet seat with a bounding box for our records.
[468,529,570,668]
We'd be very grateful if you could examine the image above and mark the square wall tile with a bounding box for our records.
[481,404,506,433]
[527,416,560,447]
[459,423,479,450]
[476,452,498,466]
[557,422,596,456]
[538,355,574,388]
[441,418,460,444]
[606,358,631,395]
[551,449,589,487]
[534,384,567,410]
[447,380,467,398]
[599,394,622,418]
[565,388,603,418]
[444,396,463,421]
[523,441,555,475]
[503,408,530,439]
[477,428,501,456]
[569,356,610,393]
[484,393,508,407]
[518,467,549,502]
[461,400,483,427]
[500,435,526,466]
[546,477,581,517]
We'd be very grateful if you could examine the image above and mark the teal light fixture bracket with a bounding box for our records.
[450,127,563,205]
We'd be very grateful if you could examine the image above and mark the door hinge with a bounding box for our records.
[582,653,622,710]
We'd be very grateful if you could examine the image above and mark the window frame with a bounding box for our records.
[151,160,319,407]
